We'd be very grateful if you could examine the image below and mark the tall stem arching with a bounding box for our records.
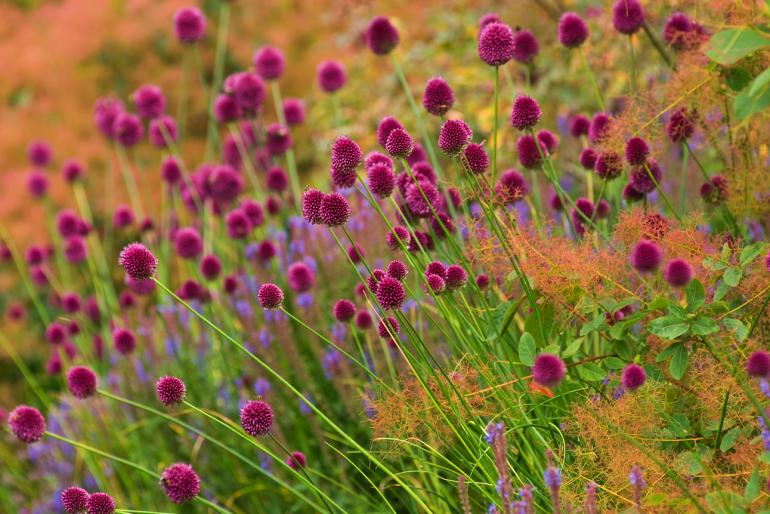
[579,47,605,112]
[492,65,500,184]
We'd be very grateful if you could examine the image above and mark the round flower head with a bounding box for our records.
[463,143,489,174]
[570,115,590,137]
[62,487,89,513]
[133,84,165,119]
[666,108,694,143]
[112,327,136,355]
[266,166,289,192]
[226,209,251,239]
[385,128,415,159]
[333,299,356,322]
[516,135,544,169]
[478,22,515,66]
[156,375,186,406]
[422,77,454,116]
[425,273,446,294]
[174,7,206,43]
[258,283,284,309]
[579,148,598,170]
[209,165,244,203]
[631,240,662,272]
[233,72,266,114]
[283,98,305,125]
[256,240,277,262]
[425,261,447,280]
[368,162,396,198]
[112,112,144,147]
[9,405,45,443]
[612,0,645,35]
[365,151,393,171]
[625,136,649,165]
[386,259,408,281]
[376,116,404,148]
[253,45,285,80]
[240,400,274,436]
[174,227,203,259]
[46,322,67,345]
[511,29,539,63]
[376,276,406,310]
[386,226,411,251]
[479,13,501,29]
[118,243,157,280]
[438,119,472,155]
[62,159,85,183]
[445,265,468,290]
[367,268,385,294]
[596,199,611,219]
[302,188,325,224]
[366,16,399,55]
[377,316,400,339]
[317,60,346,93]
[532,353,566,388]
[536,129,559,153]
[558,12,589,48]
[496,169,528,204]
[87,492,115,514]
[161,156,182,184]
[407,143,428,165]
[355,310,373,329]
[347,243,365,263]
[588,113,611,143]
[746,351,770,377]
[287,451,307,469]
[405,180,440,217]
[94,96,124,139]
[266,124,292,156]
[594,151,623,180]
[27,140,53,167]
[664,12,704,51]
[510,95,541,130]
[200,254,222,281]
[161,463,200,503]
[476,273,490,289]
[27,170,48,197]
[288,262,316,292]
[331,136,362,176]
[663,258,693,287]
[319,193,351,227]
[67,366,97,399]
[412,162,437,184]
[622,363,647,390]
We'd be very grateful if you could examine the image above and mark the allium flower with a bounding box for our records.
[287,451,307,469]
[86,492,115,514]
[385,128,415,159]
[67,366,97,399]
[588,113,611,143]
[62,159,85,183]
[594,151,623,180]
[226,209,251,239]
[112,327,136,355]
[301,188,325,224]
[253,45,285,80]
[377,316,400,339]
[747,351,770,377]
[317,60,347,93]
[622,363,647,390]
[319,192,351,227]
[133,84,166,119]
[558,12,589,48]
[9,405,45,443]
[240,400,274,436]
[174,7,206,43]
[625,136,650,165]
[408,143,428,165]
[516,135,544,169]
[367,162,396,198]
[266,123,292,156]
[112,112,144,147]
[666,108,695,143]
[347,243,365,263]
[27,140,52,167]
[612,0,645,35]
[426,261,447,279]
[629,160,662,194]
[476,273,490,289]
[413,162,437,184]
[425,273,446,294]
[333,299,356,322]
[570,115,590,137]
[288,262,316,292]
[532,353,566,387]
[664,12,705,51]
[266,166,289,192]
[445,265,468,290]
[510,95,541,130]
[386,226,411,250]
[46,322,66,345]
[331,135,362,177]
[258,283,284,309]
[478,22,515,66]
[511,29,539,63]
[405,180,440,217]
[386,260,408,281]
[376,276,406,310]
[233,72,266,114]
[365,151,393,171]
[27,171,48,197]
[209,165,243,203]
[161,156,182,185]
[214,94,240,123]
[630,240,662,272]
[355,310,373,329]
[422,77,454,116]
[199,254,222,281]
[174,227,203,259]
[94,96,124,139]
[283,98,305,125]
[463,143,489,174]
[119,243,157,280]
[365,16,399,55]
[479,13,501,29]
[438,119,472,155]
[376,116,404,148]
[663,258,693,287]
[62,487,89,513]
[156,376,186,406]
[496,169,528,204]
[161,463,201,503]
[536,129,559,154]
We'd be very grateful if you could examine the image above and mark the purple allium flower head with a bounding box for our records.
[156,375,186,405]
[622,363,647,390]
[62,487,89,513]
[149,115,177,148]
[631,240,662,272]
[301,188,324,224]
[112,111,144,147]
[664,258,693,287]
[113,205,135,229]
[377,316,400,340]
[317,60,347,93]
[422,77,454,116]
[445,265,468,290]
[367,162,396,198]
[266,166,288,192]
[27,140,53,168]
[588,113,611,143]
[287,451,307,469]
[407,143,428,165]
[377,116,404,148]
[347,243,365,263]
[233,72,266,114]
[214,94,240,123]
[133,84,165,119]
[288,262,316,292]
[516,135,544,169]
[476,273,490,289]
[413,162,437,184]
[510,95,541,130]
[386,259,408,281]
[478,22,515,66]
[253,45,285,80]
[536,129,559,153]
[161,156,182,185]
[8,405,45,443]
[94,97,125,141]
[86,492,115,514]
[625,136,650,165]
[209,165,244,203]
[385,128,415,159]
[386,226,411,251]
[368,269,385,294]
[426,261,447,279]
[25,245,44,265]
[57,210,81,238]
[463,143,490,174]
[112,327,136,355]
[425,273,446,294]
[376,276,406,310]
[532,353,566,387]
[666,108,695,143]
[199,254,222,281]
[511,29,539,63]
[612,0,645,35]
[46,322,67,345]
[663,12,704,51]
[241,198,264,227]
[161,463,200,503]
[624,183,645,202]
[579,148,598,170]
[63,236,87,263]
[438,119,472,155]
[558,12,589,48]
[258,283,284,309]
[174,7,206,44]
[225,209,250,239]
[266,123,292,155]
[405,180,440,217]
[62,159,84,183]
[365,16,399,55]
[331,135,362,177]
[67,366,97,399]
[118,243,158,280]
[594,151,623,180]
[365,151,393,171]
[174,227,203,260]
[27,170,48,197]
[355,310,373,329]
[570,115,590,137]
[240,400,274,436]
[333,299,356,322]
[747,351,770,377]
[479,13,501,29]
[596,199,611,219]
[319,192,351,227]
[496,169,528,204]
[256,240,277,262]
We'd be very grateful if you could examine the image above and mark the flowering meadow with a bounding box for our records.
[3,0,770,512]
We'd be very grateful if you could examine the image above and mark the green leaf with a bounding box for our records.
[734,84,770,119]
[724,318,749,341]
[605,357,626,370]
[518,332,536,366]
[579,316,607,336]
[720,427,742,452]
[714,280,732,302]
[749,67,770,96]
[649,316,691,340]
[725,66,754,92]
[739,242,766,267]
[562,338,583,358]
[744,466,760,502]
[577,362,605,382]
[706,28,770,65]
[691,316,720,336]
[723,267,743,287]
[669,344,689,380]
[686,279,706,312]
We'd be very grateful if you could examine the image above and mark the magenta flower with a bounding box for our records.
[86,492,115,514]
[161,463,201,503]
[119,243,157,280]
[532,353,566,387]
[67,366,97,399]
[258,283,284,309]
[558,12,589,48]
[422,77,454,116]
[511,29,539,63]
[365,16,399,55]
[174,7,206,43]
[612,0,645,35]
[62,487,89,514]
[156,375,187,406]
[663,258,693,287]
[622,363,647,390]
[510,95,542,130]
[240,400,274,436]
[317,60,347,93]
[253,45,285,80]
[478,22,515,66]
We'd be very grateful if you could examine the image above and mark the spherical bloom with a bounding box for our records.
[46,322,67,345]
[347,243,365,263]
[148,115,177,148]
[86,492,115,514]
[67,366,97,399]
[27,140,52,167]
[319,193,351,227]
[156,375,186,406]
[57,210,81,238]
[240,400,274,436]
[386,260,408,281]
[496,169,528,204]
[596,199,611,219]
[333,299,356,322]
[256,240,277,263]
[412,162,436,185]
[479,13,501,29]
[478,22,515,66]
[161,156,182,185]
[570,115,590,137]
[663,12,705,51]
[625,136,649,165]
[8,405,45,443]
[367,162,396,198]
[113,205,135,229]
[532,353,566,388]
[476,273,490,289]
[266,124,292,156]
[746,351,770,377]
[701,176,728,204]
[287,262,316,292]
[62,159,85,183]
[579,148,598,170]
[510,95,541,130]
[511,29,539,63]
[664,258,693,287]
[161,463,200,503]
[376,276,406,310]
[225,209,251,239]
[594,151,623,180]
[445,265,468,290]
[112,327,136,354]
[426,261,447,279]
[558,12,589,48]
[367,269,385,294]
[94,96,124,139]
[174,7,206,43]
[214,94,240,123]
[282,98,305,125]
[287,451,307,469]
[631,240,662,272]
[365,16,399,55]
[174,227,203,260]
[405,180,440,217]
[331,135,362,176]
[266,166,288,193]
[317,60,347,93]
[425,273,446,294]
[422,77,454,116]
[386,226,411,251]
[438,119,472,156]
[118,243,157,280]
[62,487,89,513]
[199,254,222,281]
[612,0,645,35]
[622,363,647,390]
[233,72,265,113]
[588,113,611,143]
[253,45,285,80]
[463,143,489,174]
[365,151,393,171]
[407,143,428,166]
[112,112,144,147]
[376,116,404,148]
[385,128,415,159]
[301,188,325,224]
[666,108,695,143]
[27,170,48,197]
[516,135,543,169]
[258,283,284,309]
[209,165,244,203]
[355,310,373,329]
[133,84,165,119]
[377,316,400,339]
[536,129,559,153]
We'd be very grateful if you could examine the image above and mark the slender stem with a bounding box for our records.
[270,81,301,207]
[492,65,500,185]
[580,47,605,112]
[628,35,636,96]
[204,1,230,160]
